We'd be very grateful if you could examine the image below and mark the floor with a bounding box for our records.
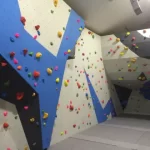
[50,117,150,150]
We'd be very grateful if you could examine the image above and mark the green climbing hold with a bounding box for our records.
[79,28,82,31]
[63,27,65,31]
[28,72,32,77]
[51,10,54,13]
[50,42,53,46]
[92,35,95,39]
[68,9,71,12]
[29,52,33,56]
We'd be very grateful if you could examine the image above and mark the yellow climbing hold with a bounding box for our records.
[60,132,64,136]
[56,78,60,83]
[118,77,124,81]
[36,52,42,58]
[130,58,137,63]
[24,146,28,150]
[79,27,83,31]
[30,118,35,122]
[43,112,49,119]
[120,52,124,56]
[54,0,58,7]
[64,80,68,87]
[116,38,120,42]
[124,47,128,50]
[47,68,52,75]
[68,49,71,53]
[58,31,62,38]
[126,32,130,36]
[128,64,131,67]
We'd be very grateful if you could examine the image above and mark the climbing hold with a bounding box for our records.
[137,72,147,81]
[54,66,58,71]
[54,0,58,7]
[20,16,26,25]
[120,52,124,56]
[1,62,7,67]
[132,43,136,47]
[28,72,32,77]
[33,35,37,39]
[69,105,74,111]
[9,52,15,58]
[43,112,49,119]
[24,106,29,110]
[15,33,20,38]
[34,82,37,87]
[37,30,41,36]
[3,111,8,117]
[116,38,120,42]
[33,71,40,78]
[10,37,15,42]
[4,80,10,87]
[17,65,22,70]
[3,122,9,129]
[64,80,68,87]
[29,52,33,56]
[124,46,129,50]
[132,37,136,41]
[47,68,53,75]
[126,32,130,36]
[30,118,35,123]
[143,29,146,33]
[109,37,112,40]
[68,49,71,53]
[25,67,28,72]
[50,42,53,46]
[51,10,54,14]
[79,27,83,31]
[13,58,18,64]
[60,132,64,136]
[56,78,60,83]
[16,92,24,100]
[130,58,137,63]
[77,82,81,88]
[117,45,120,49]
[73,124,76,128]
[57,31,62,38]
[32,93,36,97]
[24,146,28,150]
[23,49,28,56]
[88,114,91,118]
[36,52,42,59]
[118,77,124,81]
[43,122,46,126]
[35,25,40,30]
[7,148,11,150]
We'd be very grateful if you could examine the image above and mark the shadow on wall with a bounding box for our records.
[0,55,42,150]
[140,80,150,100]
[114,84,132,110]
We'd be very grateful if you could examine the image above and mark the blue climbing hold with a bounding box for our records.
[37,30,41,36]
[10,37,15,42]
[25,67,28,72]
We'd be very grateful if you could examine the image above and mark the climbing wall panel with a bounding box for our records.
[101,33,150,89]
[51,28,118,145]
[0,0,84,149]
[18,0,71,56]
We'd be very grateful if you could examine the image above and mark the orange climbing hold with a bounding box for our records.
[16,92,24,100]
[33,71,40,78]
[17,65,22,70]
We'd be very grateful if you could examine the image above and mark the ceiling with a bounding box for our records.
[64,0,150,35]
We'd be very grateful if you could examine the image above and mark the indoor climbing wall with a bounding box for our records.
[124,89,150,115]
[51,28,119,145]
[0,99,29,150]
[101,31,150,89]
[0,0,84,149]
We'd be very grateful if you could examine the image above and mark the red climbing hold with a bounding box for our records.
[69,105,74,111]
[20,16,26,25]
[16,92,24,100]
[3,122,9,129]
[23,49,28,56]
[9,52,15,58]
[101,100,104,104]
[33,71,40,78]
[77,82,81,89]
[35,25,40,30]
[73,124,76,128]
[1,62,7,67]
